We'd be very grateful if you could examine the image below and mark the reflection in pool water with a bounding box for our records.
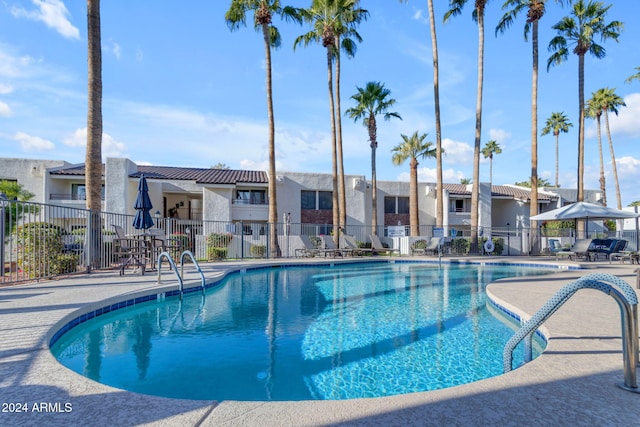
[51,262,552,401]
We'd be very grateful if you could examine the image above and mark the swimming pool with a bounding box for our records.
[50,262,553,401]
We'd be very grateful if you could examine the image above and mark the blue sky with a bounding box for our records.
[1,1,639,205]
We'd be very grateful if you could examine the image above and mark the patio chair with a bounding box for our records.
[343,235,373,256]
[423,237,443,256]
[609,240,631,263]
[555,239,594,262]
[296,235,321,258]
[547,239,562,254]
[112,224,149,275]
[370,234,400,257]
[320,235,352,257]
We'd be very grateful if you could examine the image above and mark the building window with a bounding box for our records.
[235,189,266,205]
[397,197,409,214]
[301,190,316,209]
[384,196,409,214]
[318,191,332,210]
[301,190,333,210]
[72,184,104,200]
[450,199,469,213]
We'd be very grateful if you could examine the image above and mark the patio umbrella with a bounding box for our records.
[132,174,154,231]
[531,201,640,238]
[530,202,640,221]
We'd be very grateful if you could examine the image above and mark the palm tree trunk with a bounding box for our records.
[326,46,339,245]
[369,115,378,236]
[263,22,280,257]
[334,37,347,235]
[604,111,622,209]
[410,158,419,236]
[555,133,559,187]
[595,115,607,206]
[530,20,540,255]
[86,0,103,270]
[427,0,443,227]
[470,6,485,252]
[577,54,586,237]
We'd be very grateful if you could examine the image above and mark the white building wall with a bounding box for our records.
[105,157,137,214]
[0,158,69,202]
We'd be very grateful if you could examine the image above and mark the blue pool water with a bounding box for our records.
[50,262,553,401]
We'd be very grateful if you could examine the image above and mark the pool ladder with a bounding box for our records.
[156,250,205,296]
[503,273,639,393]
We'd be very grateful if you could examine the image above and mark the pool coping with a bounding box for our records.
[1,256,639,426]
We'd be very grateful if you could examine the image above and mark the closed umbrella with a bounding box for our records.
[132,175,154,231]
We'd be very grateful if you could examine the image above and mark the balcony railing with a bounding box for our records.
[232,198,268,205]
[50,194,104,201]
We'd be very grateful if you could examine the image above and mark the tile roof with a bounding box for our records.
[133,166,268,184]
[442,183,555,201]
[49,164,268,184]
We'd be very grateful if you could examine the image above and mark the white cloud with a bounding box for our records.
[488,128,510,145]
[63,128,127,157]
[11,0,80,40]
[396,167,466,184]
[608,93,640,137]
[0,101,12,117]
[109,41,122,60]
[13,131,54,151]
[136,48,144,63]
[0,83,13,94]
[441,138,473,166]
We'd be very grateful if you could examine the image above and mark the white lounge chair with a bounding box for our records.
[370,235,400,257]
[555,239,593,261]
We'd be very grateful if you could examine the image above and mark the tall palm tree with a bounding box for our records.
[331,1,368,234]
[397,0,445,227]
[585,95,607,205]
[391,131,437,236]
[593,87,626,209]
[86,0,102,270]
[541,112,572,187]
[226,1,301,257]
[345,81,401,236]
[445,0,489,252]
[481,139,502,184]
[496,0,570,254]
[295,0,359,242]
[625,66,640,84]
[547,0,623,235]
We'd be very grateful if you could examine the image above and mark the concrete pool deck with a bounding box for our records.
[1,257,639,426]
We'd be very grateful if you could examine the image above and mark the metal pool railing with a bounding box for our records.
[503,273,639,393]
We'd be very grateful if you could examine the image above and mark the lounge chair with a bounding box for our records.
[424,237,443,255]
[320,235,351,257]
[343,235,373,256]
[547,239,562,254]
[555,239,594,261]
[370,234,400,257]
[296,235,321,258]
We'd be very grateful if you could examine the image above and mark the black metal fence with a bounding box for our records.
[2,200,638,284]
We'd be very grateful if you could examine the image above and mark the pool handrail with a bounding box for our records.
[503,273,639,393]
[156,250,205,296]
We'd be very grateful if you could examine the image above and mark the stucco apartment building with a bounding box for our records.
[2,156,607,241]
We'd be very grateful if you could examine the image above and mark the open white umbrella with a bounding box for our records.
[531,202,640,221]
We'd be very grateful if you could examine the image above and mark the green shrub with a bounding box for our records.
[206,233,233,260]
[250,245,266,258]
[16,222,68,278]
[207,246,228,260]
[451,237,470,254]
